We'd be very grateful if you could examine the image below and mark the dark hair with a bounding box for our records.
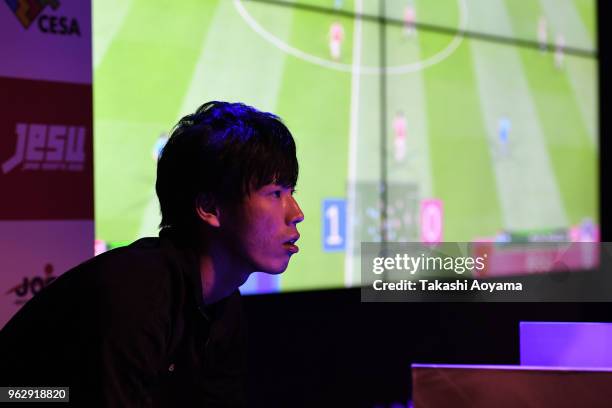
[156,101,298,233]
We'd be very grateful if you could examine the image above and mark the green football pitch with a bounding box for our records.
[93,0,598,292]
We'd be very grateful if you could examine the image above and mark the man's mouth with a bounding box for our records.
[283,236,300,253]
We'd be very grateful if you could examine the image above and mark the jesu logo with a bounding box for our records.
[5,263,56,305]
[4,0,81,36]
[2,123,86,174]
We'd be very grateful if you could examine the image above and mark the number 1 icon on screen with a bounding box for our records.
[322,199,346,252]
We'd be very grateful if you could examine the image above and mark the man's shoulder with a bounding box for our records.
[79,237,195,298]
[0,239,200,389]
[91,237,174,275]
[33,236,198,317]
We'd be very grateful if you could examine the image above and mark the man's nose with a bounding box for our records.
[287,196,305,225]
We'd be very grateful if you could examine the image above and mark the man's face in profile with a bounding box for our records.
[221,183,304,274]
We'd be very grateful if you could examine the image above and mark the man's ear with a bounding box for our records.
[195,193,221,228]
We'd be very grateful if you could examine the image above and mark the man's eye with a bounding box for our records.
[273,191,282,198]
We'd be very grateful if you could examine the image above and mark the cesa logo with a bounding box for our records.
[4,0,81,36]
[5,263,57,305]
[2,123,86,174]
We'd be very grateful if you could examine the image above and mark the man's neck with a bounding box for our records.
[199,244,250,305]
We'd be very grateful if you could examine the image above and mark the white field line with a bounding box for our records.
[344,0,363,288]
[234,0,468,75]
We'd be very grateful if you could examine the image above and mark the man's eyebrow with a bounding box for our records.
[266,182,294,187]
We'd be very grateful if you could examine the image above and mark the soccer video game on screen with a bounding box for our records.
[93,0,598,294]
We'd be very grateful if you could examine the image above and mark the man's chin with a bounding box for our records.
[256,261,290,275]
[262,266,288,275]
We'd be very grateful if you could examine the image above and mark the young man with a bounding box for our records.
[0,102,304,406]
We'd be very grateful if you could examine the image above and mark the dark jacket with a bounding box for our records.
[0,232,247,407]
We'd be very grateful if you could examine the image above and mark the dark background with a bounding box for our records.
[244,292,612,407]
[244,1,611,407]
